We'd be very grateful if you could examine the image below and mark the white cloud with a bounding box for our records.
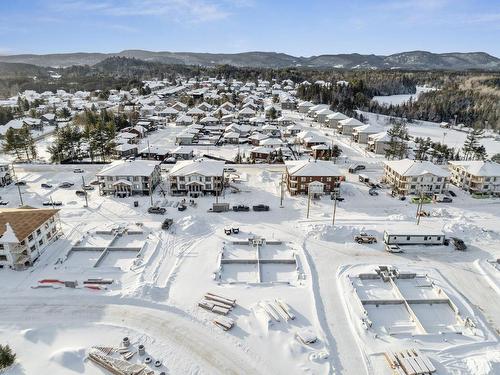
[54,0,231,23]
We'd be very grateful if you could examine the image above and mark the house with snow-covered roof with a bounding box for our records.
[97,160,161,197]
[285,160,344,196]
[383,159,449,196]
[448,160,500,196]
[337,118,364,136]
[352,124,384,144]
[168,160,225,196]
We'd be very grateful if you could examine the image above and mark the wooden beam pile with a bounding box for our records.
[385,349,436,375]
[198,292,236,316]
[258,299,295,323]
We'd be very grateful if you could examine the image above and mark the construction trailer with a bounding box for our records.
[383,228,446,246]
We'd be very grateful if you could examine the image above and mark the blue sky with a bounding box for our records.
[0,0,499,57]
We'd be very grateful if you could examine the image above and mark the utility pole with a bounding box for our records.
[280,173,285,208]
[17,182,24,206]
[81,175,88,207]
[332,191,338,226]
[149,182,153,206]
[416,190,423,225]
[306,188,311,219]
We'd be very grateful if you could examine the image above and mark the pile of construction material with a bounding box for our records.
[32,278,113,290]
[258,299,295,323]
[198,292,236,331]
[198,292,236,315]
[88,347,154,375]
[385,349,436,375]
[88,338,165,375]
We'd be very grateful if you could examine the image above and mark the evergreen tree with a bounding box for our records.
[330,145,342,162]
[0,344,16,369]
[385,122,408,160]
[462,129,484,160]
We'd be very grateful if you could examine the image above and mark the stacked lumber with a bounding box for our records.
[213,316,235,331]
[88,349,153,375]
[385,348,436,375]
[258,299,295,323]
[198,292,236,316]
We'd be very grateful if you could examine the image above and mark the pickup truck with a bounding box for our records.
[354,233,377,244]
[252,204,270,211]
[385,244,403,253]
[232,205,250,212]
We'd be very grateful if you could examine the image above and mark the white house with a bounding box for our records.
[97,160,161,197]
[352,124,384,144]
[169,160,225,196]
[0,164,12,187]
[383,159,449,196]
[337,118,364,136]
[0,208,61,269]
[448,160,500,196]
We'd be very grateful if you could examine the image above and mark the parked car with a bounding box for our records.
[161,218,173,230]
[73,168,84,173]
[448,190,457,197]
[178,204,187,211]
[368,188,378,196]
[354,233,377,244]
[232,205,250,212]
[148,206,166,214]
[224,167,237,173]
[75,190,87,197]
[331,195,344,201]
[385,244,403,253]
[0,200,9,205]
[41,183,53,188]
[348,164,366,173]
[252,204,270,211]
[14,181,26,186]
[451,237,467,251]
[82,185,94,191]
[42,201,62,206]
[59,182,74,188]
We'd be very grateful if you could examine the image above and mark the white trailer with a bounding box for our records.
[383,228,445,246]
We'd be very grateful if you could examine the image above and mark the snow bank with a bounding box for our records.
[307,223,363,242]
[464,349,500,375]
[49,348,86,372]
[443,220,500,243]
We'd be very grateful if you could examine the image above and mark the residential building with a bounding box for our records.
[448,161,500,196]
[383,159,449,196]
[0,207,61,270]
[97,160,161,197]
[285,160,344,196]
[337,118,364,136]
[169,160,225,196]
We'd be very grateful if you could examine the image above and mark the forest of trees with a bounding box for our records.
[47,109,130,163]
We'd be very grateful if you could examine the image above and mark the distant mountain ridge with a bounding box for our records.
[0,50,499,71]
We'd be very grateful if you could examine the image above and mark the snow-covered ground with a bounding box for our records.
[372,86,436,107]
[0,113,499,375]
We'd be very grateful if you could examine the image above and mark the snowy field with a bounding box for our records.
[372,86,437,107]
[0,112,499,375]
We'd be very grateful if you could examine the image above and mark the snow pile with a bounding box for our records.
[176,215,211,236]
[49,348,86,372]
[430,208,454,218]
[307,223,363,242]
[443,221,500,243]
[386,213,410,221]
[464,349,500,375]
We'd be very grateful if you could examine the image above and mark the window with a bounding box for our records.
[28,234,34,241]
[179,176,185,181]
[406,236,410,240]
[0,244,3,250]
[437,236,441,240]
[205,184,211,189]
[39,239,44,246]
[30,245,36,252]
[205,177,211,182]
[424,236,428,240]
[0,255,7,261]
